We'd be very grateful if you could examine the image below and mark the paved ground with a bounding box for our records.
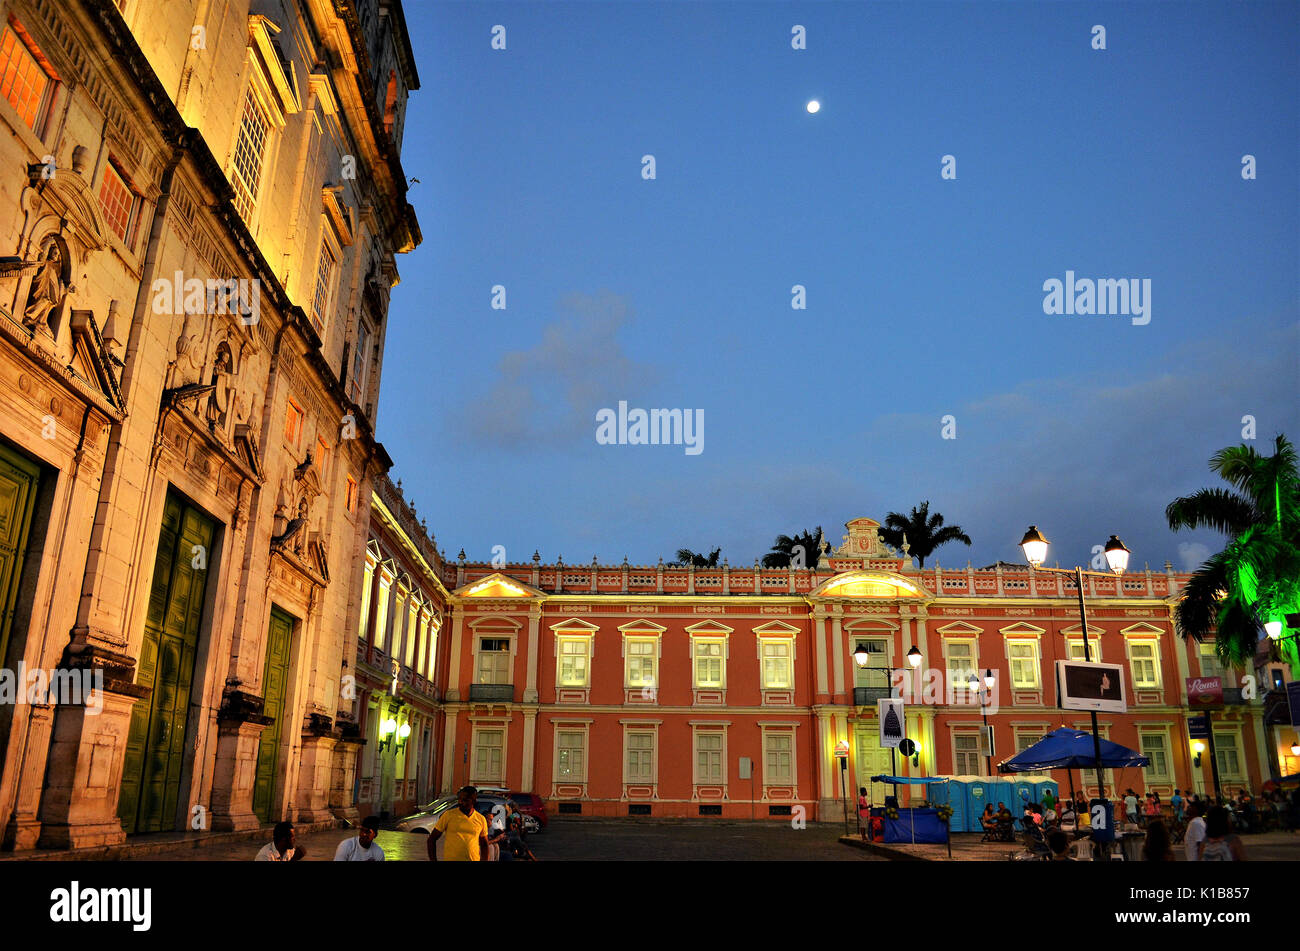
[848,830,1300,862]
[146,817,883,861]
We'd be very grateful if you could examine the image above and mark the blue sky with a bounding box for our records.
[376,1,1298,573]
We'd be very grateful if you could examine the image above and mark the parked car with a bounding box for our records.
[394,792,539,834]
[508,792,549,831]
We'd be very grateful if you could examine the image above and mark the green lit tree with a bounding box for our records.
[1166,434,1300,671]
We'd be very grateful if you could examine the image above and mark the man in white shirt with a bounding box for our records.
[255,822,304,862]
[1184,803,1207,861]
[334,815,385,861]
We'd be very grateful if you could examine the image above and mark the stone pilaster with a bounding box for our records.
[294,731,339,823]
[209,716,269,832]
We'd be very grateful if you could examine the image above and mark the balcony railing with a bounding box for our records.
[468,683,514,702]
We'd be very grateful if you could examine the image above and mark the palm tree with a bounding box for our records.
[672,547,722,567]
[1166,434,1300,667]
[762,527,824,568]
[877,501,972,568]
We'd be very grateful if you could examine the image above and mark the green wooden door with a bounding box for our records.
[253,606,293,823]
[0,444,41,668]
[118,493,215,834]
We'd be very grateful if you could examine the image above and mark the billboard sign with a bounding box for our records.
[1056,660,1127,713]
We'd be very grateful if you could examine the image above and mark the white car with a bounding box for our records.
[395,793,539,834]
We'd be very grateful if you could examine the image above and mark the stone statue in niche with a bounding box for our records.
[206,341,234,437]
[170,312,208,389]
[23,241,67,332]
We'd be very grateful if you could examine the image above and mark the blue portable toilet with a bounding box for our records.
[1013,778,1036,805]
[946,778,973,832]
[991,779,1018,815]
[1027,777,1060,807]
[965,777,993,832]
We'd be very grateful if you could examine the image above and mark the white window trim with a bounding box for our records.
[1005,638,1041,690]
[1212,727,1245,783]
[621,630,662,689]
[942,637,980,681]
[553,723,590,785]
[756,634,796,690]
[690,635,729,689]
[691,725,728,787]
[469,619,521,685]
[469,721,509,786]
[1124,636,1162,689]
[1137,726,1173,783]
[950,727,983,776]
[760,724,798,788]
[555,633,595,688]
[621,721,661,786]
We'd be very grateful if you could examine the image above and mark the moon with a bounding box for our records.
[806,100,821,114]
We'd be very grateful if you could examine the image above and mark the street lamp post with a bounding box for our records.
[1019,526,1130,804]
[968,668,996,775]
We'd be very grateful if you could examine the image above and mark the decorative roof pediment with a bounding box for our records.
[1120,621,1165,636]
[810,570,929,600]
[935,620,983,635]
[453,573,544,600]
[753,620,801,636]
[617,619,667,635]
[68,310,124,412]
[550,618,600,633]
[684,620,734,636]
[999,621,1047,636]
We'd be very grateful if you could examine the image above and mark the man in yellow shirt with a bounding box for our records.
[428,786,490,861]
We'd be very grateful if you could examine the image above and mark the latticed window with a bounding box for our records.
[626,732,654,782]
[945,640,976,684]
[1140,732,1170,781]
[98,162,137,245]
[694,639,724,687]
[954,733,981,774]
[349,320,370,403]
[0,23,53,132]
[1066,638,1100,663]
[1008,640,1039,688]
[231,93,269,220]
[474,730,503,783]
[761,640,791,688]
[557,731,585,779]
[311,237,336,330]
[626,638,656,687]
[696,733,723,783]
[558,638,589,686]
[1214,732,1242,780]
[765,733,793,783]
[1128,641,1160,688]
[477,638,510,684]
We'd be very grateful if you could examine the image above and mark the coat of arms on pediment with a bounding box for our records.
[833,518,897,563]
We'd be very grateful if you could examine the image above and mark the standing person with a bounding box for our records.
[428,785,490,862]
[857,787,871,841]
[1184,803,1207,862]
[1143,793,1159,826]
[1199,806,1248,861]
[1123,789,1139,825]
[1142,820,1175,861]
[255,821,305,861]
[1171,788,1184,824]
[334,815,385,861]
[1042,787,1056,816]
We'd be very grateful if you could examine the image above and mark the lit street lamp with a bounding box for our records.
[1019,526,1130,803]
[969,669,996,775]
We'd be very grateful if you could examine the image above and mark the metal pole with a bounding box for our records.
[1076,566,1107,800]
[840,757,849,835]
[981,695,992,776]
[1205,711,1222,801]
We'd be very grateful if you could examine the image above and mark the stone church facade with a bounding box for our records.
[0,0,418,849]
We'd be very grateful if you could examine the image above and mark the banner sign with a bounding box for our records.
[878,698,906,749]
[1187,714,1210,740]
[1186,676,1224,707]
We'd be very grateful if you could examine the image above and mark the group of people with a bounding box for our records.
[253,786,538,862]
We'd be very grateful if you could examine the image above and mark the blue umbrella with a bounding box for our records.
[998,727,1150,772]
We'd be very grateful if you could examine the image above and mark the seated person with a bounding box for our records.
[995,802,1013,823]
[980,804,997,830]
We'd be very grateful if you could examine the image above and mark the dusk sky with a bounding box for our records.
[376,1,1298,573]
